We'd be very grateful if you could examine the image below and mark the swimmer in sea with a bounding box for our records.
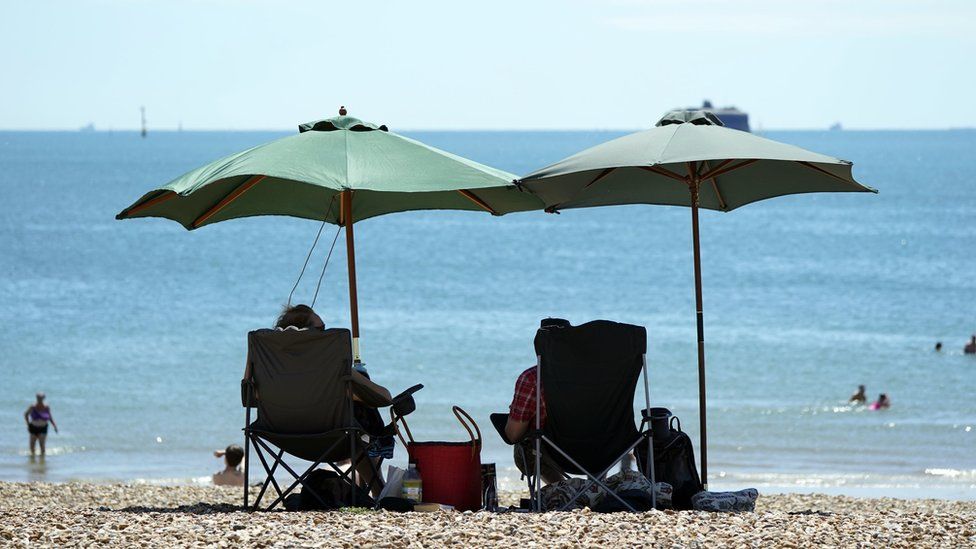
[964,335,976,355]
[849,385,867,404]
[870,393,890,410]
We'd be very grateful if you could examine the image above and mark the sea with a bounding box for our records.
[0,128,974,499]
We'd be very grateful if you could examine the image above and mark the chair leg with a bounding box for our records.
[244,430,373,511]
[243,408,251,510]
[515,443,537,508]
[250,440,285,511]
[349,430,357,508]
[541,436,644,513]
[254,436,346,511]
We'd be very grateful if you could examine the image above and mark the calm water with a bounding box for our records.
[0,129,974,499]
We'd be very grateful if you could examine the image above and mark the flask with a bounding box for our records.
[402,462,423,503]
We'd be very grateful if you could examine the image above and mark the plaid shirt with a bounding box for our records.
[509,366,546,426]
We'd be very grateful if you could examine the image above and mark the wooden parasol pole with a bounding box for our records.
[689,174,709,490]
[341,189,362,363]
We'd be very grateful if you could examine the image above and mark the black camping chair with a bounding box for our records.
[495,319,656,512]
[241,327,421,511]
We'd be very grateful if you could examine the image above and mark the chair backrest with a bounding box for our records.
[534,319,646,474]
[246,328,354,434]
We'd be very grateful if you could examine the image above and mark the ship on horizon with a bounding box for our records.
[682,100,750,132]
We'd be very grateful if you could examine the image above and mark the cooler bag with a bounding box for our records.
[392,405,483,511]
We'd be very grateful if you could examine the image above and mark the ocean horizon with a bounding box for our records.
[1,129,973,500]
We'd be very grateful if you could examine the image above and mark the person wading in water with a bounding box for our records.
[24,392,58,457]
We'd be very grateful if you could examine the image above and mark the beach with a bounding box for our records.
[2,482,974,547]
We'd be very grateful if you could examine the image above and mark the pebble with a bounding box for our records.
[0,482,974,548]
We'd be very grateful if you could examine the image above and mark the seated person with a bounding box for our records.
[504,318,572,485]
[212,444,245,487]
[849,385,867,404]
[870,393,891,410]
[965,335,976,355]
[248,304,394,496]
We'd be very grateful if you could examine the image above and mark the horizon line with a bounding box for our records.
[2,126,974,133]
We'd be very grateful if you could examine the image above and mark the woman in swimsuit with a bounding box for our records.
[24,392,58,457]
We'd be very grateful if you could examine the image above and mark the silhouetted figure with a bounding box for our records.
[935,342,943,352]
[849,385,867,404]
[964,335,976,355]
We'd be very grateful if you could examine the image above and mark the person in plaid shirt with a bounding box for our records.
[504,318,571,484]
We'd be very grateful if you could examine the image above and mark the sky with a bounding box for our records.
[2,0,974,131]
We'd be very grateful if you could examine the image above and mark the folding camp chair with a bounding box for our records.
[499,319,656,512]
[241,327,410,511]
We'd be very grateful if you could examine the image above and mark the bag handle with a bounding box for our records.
[390,408,416,447]
[452,406,482,456]
[670,416,682,432]
[392,406,483,456]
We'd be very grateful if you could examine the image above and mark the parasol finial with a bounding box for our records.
[339,105,347,116]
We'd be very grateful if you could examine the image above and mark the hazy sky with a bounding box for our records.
[3,0,974,130]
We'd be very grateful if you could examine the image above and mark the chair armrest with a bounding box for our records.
[490,413,515,445]
[391,384,424,416]
[241,379,257,408]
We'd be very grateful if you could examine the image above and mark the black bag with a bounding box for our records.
[637,412,703,510]
[283,469,376,511]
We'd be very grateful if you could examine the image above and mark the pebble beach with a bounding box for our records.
[2,482,974,547]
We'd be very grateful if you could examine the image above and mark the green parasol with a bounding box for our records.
[118,108,541,362]
[517,109,877,488]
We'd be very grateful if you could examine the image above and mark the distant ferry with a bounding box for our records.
[682,100,750,132]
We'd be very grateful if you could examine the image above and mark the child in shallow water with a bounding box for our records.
[212,444,245,487]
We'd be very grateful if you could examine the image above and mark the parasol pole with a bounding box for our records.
[341,189,362,363]
[689,173,709,490]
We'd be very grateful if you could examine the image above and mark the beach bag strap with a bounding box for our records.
[391,409,417,447]
[452,406,482,456]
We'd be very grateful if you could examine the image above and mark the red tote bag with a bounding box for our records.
[393,406,483,511]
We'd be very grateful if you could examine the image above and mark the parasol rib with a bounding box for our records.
[123,190,177,217]
[698,159,733,181]
[583,168,615,189]
[797,161,862,188]
[640,165,687,183]
[699,158,758,181]
[192,175,266,228]
[457,189,499,215]
[701,160,728,211]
